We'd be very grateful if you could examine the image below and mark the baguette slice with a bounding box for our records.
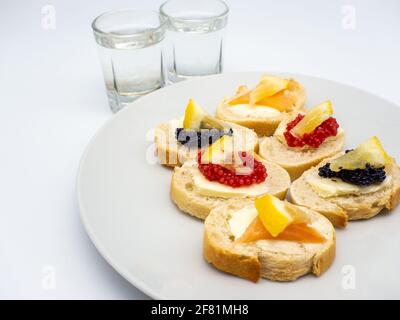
[259,116,345,180]
[155,119,258,168]
[171,159,290,220]
[215,77,306,137]
[289,153,400,228]
[204,201,336,282]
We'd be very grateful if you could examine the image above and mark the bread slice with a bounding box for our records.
[203,201,336,282]
[289,154,400,228]
[215,78,306,137]
[258,117,345,180]
[154,119,258,168]
[171,160,290,220]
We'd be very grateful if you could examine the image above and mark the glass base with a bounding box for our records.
[106,88,159,113]
[166,71,222,84]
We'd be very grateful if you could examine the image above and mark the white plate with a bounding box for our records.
[78,72,400,299]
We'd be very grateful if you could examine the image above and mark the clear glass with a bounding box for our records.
[92,10,166,113]
[160,0,229,83]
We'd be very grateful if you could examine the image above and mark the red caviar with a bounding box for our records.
[284,114,339,148]
[197,151,268,188]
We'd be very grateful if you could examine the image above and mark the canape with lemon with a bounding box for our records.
[259,100,345,180]
[215,74,306,136]
[170,136,290,220]
[154,99,258,167]
[290,136,400,227]
[203,194,336,282]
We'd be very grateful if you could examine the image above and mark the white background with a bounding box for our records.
[1,0,399,299]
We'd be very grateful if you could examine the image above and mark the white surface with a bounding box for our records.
[78,72,400,299]
[0,0,399,299]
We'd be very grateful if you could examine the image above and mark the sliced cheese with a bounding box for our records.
[185,161,271,198]
[229,206,258,240]
[306,169,391,198]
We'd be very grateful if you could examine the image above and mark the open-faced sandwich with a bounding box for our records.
[155,99,258,167]
[259,100,345,180]
[171,136,290,220]
[215,74,306,136]
[290,136,400,227]
[204,194,335,282]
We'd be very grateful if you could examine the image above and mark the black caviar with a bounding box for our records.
[318,163,386,186]
[175,127,233,148]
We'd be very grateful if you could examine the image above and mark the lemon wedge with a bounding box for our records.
[256,92,296,111]
[201,136,228,164]
[291,100,333,137]
[330,136,392,172]
[249,76,289,105]
[226,85,251,105]
[254,194,294,237]
[183,99,206,129]
[183,98,225,130]
[259,75,289,86]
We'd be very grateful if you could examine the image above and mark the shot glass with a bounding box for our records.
[160,0,229,83]
[92,10,166,113]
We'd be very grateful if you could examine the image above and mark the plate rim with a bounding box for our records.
[77,71,400,300]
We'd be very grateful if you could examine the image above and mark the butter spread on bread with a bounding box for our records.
[306,169,392,198]
[184,161,271,198]
[220,104,281,119]
[229,206,258,239]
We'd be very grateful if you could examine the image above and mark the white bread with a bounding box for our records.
[154,120,258,168]
[258,116,345,180]
[215,78,306,137]
[203,201,336,282]
[289,154,400,228]
[170,159,290,220]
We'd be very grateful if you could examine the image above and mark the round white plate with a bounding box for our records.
[78,72,400,299]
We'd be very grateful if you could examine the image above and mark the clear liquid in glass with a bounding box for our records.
[162,5,228,83]
[94,20,165,112]
[166,26,224,82]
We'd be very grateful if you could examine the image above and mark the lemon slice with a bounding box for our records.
[201,136,228,164]
[226,85,251,105]
[291,100,333,137]
[256,92,296,111]
[249,76,289,105]
[259,75,288,86]
[183,99,225,130]
[330,136,391,172]
[200,135,241,171]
